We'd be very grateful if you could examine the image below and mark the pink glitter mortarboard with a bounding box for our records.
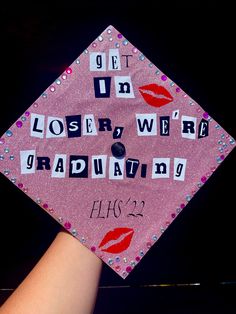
[0,25,235,278]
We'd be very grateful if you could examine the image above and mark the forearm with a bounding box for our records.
[0,230,102,314]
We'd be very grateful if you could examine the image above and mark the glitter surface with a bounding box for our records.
[0,25,235,279]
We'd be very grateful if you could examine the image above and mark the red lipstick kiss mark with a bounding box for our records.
[99,227,134,254]
[139,83,173,108]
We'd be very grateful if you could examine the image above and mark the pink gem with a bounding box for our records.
[135,256,141,262]
[146,242,152,248]
[161,75,167,81]
[220,155,225,160]
[50,86,55,92]
[23,187,28,193]
[62,74,67,80]
[49,208,54,213]
[201,176,207,183]
[203,112,209,119]
[117,33,123,39]
[211,166,216,172]
[176,87,181,93]
[180,203,185,209]
[126,266,133,273]
[64,221,71,229]
[66,67,72,74]
[25,111,30,117]
[92,42,97,48]
[91,246,96,252]
[33,102,38,108]
[225,149,229,153]
[166,221,170,226]
[132,47,138,53]
[171,213,176,219]
[18,183,23,189]
[0,138,5,145]
[16,121,23,128]
[115,265,121,272]
[43,203,48,209]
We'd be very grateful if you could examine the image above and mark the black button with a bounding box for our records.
[111,142,126,158]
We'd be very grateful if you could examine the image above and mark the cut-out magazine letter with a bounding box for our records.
[0,25,235,279]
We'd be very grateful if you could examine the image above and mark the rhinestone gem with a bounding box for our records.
[84,49,88,54]
[0,138,5,145]
[58,217,63,223]
[21,116,26,121]
[4,148,9,153]
[64,221,71,229]
[115,265,121,272]
[170,82,175,86]
[16,121,23,128]
[9,155,14,160]
[123,257,127,263]
[146,241,152,248]
[42,93,47,98]
[115,256,120,262]
[98,36,103,42]
[4,169,10,175]
[130,261,136,267]
[229,138,235,145]
[0,155,4,160]
[11,177,16,183]
[66,67,72,74]
[76,59,80,64]
[33,102,38,108]
[139,54,145,61]
[6,130,13,137]
[122,39,128,45]
[107,28,112,34]
[36,198,41,204]
[155,70,160,75]
[186,195,191,201]
[50,86,55,92]
[152,235,158,241]
[140,250,144,256]
[55,79,61,85]
[115,42,120,48]
[109,37,113,41]
[126,266,132,273]
[108,258,113,265]
[62,74,67,80]
[91,246,96,252]
[72,229,78,236]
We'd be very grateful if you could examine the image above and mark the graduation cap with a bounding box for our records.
[0,25,235,278]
